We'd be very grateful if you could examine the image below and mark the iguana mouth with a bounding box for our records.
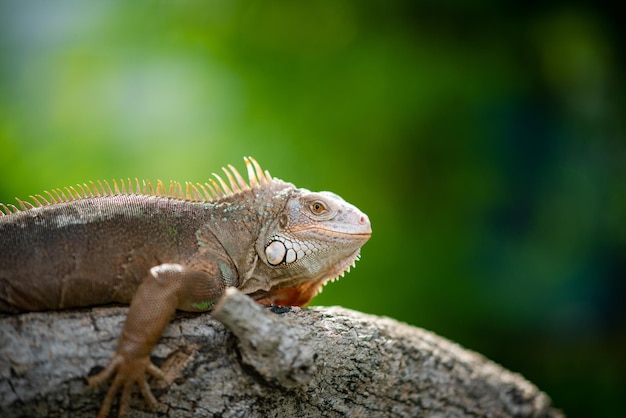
[287,225,372,238]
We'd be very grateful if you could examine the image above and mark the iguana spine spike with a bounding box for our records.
[250,157,267,185]
[185,182,193,201]
[37,193,51,206]
[212,173,233,196]
[228,164,250,191]
[168,181,183,199]
[89,182,100,197]
[29,195,44,207]
[196,183,213,202]
[222,167,241,194]
[170,180,178,198]
[6,203,19,213]
[204,182,218,200]
[15,198,29,211]
[245,157,259,188]
[57,188,68,202]
[58,188,69,202]
[155,180,165,197]
[44,191,58,204]
[64,187,77,200]
[76,184,85,198]
[192,183,204,202]
[51,189,64,203]
[82,183,94,198]
[143,180,154,195]
[0,203,11,215]
[208,179,224,198]
[95,181,106,197]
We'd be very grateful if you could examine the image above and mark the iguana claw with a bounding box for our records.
[88,352,164,418]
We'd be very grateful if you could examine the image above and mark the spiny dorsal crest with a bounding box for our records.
[0,157,273,216]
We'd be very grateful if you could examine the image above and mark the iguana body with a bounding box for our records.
[0,157,371,417]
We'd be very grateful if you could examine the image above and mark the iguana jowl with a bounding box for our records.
[0,157,371,417]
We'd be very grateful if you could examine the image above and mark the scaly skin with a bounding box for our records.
[0,157,371,417]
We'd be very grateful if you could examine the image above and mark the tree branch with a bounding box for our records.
[1,288,562,417]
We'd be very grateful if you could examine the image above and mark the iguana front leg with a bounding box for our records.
[88,263,225,418]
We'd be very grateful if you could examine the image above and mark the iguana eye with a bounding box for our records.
[310,201,327,214]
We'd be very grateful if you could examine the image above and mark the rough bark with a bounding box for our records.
[0,288,562,417]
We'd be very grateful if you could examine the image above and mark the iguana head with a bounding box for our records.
[193,156,371,307]
[250,183,372,307]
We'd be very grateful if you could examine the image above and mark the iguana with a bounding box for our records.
[0,157,371,418]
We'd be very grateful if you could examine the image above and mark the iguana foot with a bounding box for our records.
[88,352,164,418]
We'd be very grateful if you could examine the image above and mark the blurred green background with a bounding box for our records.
[1,1,624,416]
